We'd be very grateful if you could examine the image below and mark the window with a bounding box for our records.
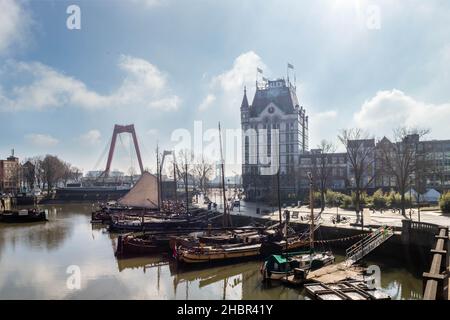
[300,158,311,165]
[245,136,249,164]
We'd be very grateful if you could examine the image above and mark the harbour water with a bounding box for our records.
[0,205,423,300]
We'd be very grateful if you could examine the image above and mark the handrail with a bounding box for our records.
[347,230,390,257]
[345,226,394,265]
[346,227,392,257]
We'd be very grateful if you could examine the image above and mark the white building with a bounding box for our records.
[241,78,308,201]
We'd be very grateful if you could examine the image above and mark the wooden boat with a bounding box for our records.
[0,208,47,223]
[261,251,335,281]
[172,226,270,264]
[116,232,174,257]
[115,224,267,258]
[108,210,222,232]
[91,200,189,223]
[259,235,310,257]
[175,242,262,264]
[92,172,182,223]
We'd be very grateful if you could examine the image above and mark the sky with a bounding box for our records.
[0,0,449,175]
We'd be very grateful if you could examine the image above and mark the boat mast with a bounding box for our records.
[173,157,178,202]
[276,130,283,237]
[308,172,314,251]
[219,122,229,228]
[185,162,189,214]
[156,143,161,211]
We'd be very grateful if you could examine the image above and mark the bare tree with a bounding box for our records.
[27,156,44,189]
[71,167,82,182]
[21,160,36,190]
[192,155,214,195]
[378,127,429,216]
[41,155,65,192]
[313,140,336,212]
[175,149,194,189]
[61,162,73,187]
[338,129,376,223]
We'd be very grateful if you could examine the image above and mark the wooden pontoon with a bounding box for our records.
[304,280,391,300]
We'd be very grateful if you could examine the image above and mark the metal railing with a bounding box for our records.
[345,226,394,266]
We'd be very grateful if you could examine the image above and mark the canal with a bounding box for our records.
[0,205,423,299]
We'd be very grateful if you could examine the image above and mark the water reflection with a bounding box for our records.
[0,205,422,300]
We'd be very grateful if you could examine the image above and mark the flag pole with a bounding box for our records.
[286,63,289,85]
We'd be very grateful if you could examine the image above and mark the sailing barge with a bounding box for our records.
[108,209,222,232]
[116,232,174,257]
[172,225,317,265]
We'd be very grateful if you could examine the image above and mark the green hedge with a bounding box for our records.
[317,188,411,210]
[440,192,450,213]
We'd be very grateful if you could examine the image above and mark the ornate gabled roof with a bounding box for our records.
[249,79,299,117]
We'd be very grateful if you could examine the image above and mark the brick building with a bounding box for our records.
[0,151,20,194]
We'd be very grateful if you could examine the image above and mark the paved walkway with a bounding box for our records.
[197,190,450,229]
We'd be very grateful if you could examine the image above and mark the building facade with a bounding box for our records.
[239,79,449,202]
[298,149,348,194]
[297,135,450,198]
[241,78,308,201]
[375,135,450,194]
[0,152,20,194]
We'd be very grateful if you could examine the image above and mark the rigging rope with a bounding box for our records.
[313,233,367,244]
[129,133,135,174]
[93,136,112,171]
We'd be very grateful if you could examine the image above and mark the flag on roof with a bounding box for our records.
[287,63,294,69]
[257,67,263,74]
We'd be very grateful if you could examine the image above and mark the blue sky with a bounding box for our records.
[1,0,450,174]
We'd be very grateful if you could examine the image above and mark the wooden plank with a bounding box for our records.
[423,279,439,300]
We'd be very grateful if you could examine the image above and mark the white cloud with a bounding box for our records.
[148,95,181,111]
[146,129,158,136]
[25,133,59,147]
[313,110,337,120]
[0,55,180,112]
[199,51,266,123]
[0,0,28,54]
[353,89,450,139]
[308,110,340,149]
[198,94,216,111]
[131,0,166,8]
[78,130,101,145]
[212,51,266,93]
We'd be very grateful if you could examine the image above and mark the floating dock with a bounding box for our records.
[281,261,365,286]
[304,280,391,300]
